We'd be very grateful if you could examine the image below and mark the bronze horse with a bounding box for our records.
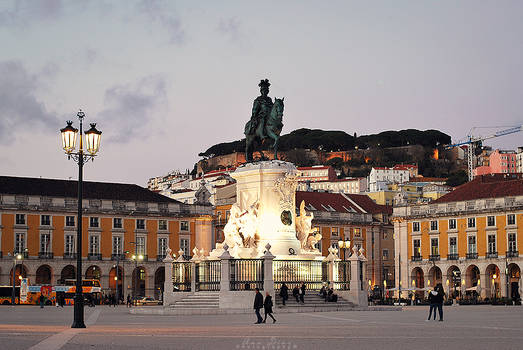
[244,98,284,162]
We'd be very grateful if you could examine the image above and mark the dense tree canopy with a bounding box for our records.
[199,128,451,158]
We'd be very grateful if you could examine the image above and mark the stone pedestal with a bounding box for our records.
[229,161,302,258]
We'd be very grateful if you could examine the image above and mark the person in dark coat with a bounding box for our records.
[279,283,289,306]
[39,294,45,308]
[427,288,438,320]
[253,288,264,324]
[435,285,445,321]
[292,285,300,302]
[263,292,276,323]
[300,282,306,304]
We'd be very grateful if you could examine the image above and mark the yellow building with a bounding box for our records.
[393,174,523,300]
[0,176,212,300]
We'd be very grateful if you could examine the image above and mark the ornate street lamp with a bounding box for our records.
[131,254,144,306]
[9,251,24,305]
[337,240,351,261]
[60,110,101,328]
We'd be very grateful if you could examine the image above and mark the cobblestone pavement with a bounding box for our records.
[0,305,522,350]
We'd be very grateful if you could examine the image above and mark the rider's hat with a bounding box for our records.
[258,79,270,88]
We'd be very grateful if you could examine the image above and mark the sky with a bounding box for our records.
[1,0,522,187]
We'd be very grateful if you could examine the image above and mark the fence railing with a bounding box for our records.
[230,259,264,291]
[172,261,192,292]
[333,260,350,290]
[196,260,221,291]
[273,260,328,291]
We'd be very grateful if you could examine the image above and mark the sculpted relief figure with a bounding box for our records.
[223,201,261,249]
[239,201,260,248]
[223,203,243,248]
[295,200,322,251]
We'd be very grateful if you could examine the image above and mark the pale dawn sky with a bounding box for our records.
[1,0,522,186]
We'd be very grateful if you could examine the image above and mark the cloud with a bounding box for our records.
[217,17,251,49]
[98,75,168,143]
[137,0,184,45]
[0,60,59,144]
[0,0,64,27]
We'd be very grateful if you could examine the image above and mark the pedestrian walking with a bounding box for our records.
[427,288,438,321]
[253,288,264,324]
[263,292,276,323]
[279,283,289,306]
[435,284,445,321]
[292,285,300,302]
[39,294,45,309]
[127,294,132,308]
[300,282,306,304]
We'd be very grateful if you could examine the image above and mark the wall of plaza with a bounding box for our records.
[0,178,213,300]
[394,195,523,299]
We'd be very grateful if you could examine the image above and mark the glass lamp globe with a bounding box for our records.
[60,120,78,153]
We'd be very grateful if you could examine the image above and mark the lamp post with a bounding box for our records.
[60,110,102,329]
[9,251,23,305]
[131,254,144,306]
[114,250,129,304]
[338,239,351,261]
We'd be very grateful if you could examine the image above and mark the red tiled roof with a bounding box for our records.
[393,164,417,170]
[433,173,523,203]
[344,193,393,215]
[296,191,364,213]
[297,166,331,171]
[408,177,447,183]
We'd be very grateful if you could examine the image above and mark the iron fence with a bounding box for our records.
[172,261,192,292]
[333,261,350,290]
[273,260,328,291]
[230,259,264,291]
[196,260,221,291]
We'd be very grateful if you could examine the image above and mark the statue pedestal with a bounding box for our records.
[231,160,302,258]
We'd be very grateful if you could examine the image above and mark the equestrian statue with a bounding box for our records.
[244,79,284,162]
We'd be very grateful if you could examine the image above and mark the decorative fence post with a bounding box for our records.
[325,246,339,289]
[190,247,200,293]
[263,244,275,297]
[348,246,366,306]
[162,248,174,306]
[219,244,232,293]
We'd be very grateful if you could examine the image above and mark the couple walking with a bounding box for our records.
[253,288,276,324]
[427,284,445,321]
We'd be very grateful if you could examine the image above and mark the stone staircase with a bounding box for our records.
[171,292,220,311]
[275,293,356,312]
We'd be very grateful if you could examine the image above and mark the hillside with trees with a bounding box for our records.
[197,128,459,178]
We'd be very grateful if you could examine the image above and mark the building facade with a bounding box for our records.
[393,174,523,300]
[0,176,212,300]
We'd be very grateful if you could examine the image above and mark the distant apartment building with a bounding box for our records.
[367,177,450,206]
[296,178,367,194]
[473,149,517,177]
[367,165,415,192]
[296,166,337,182]
[516,147,523,173]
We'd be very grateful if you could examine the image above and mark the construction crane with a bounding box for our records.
[444,125,522,181]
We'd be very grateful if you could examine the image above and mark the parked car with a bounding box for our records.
[135,297,162,306]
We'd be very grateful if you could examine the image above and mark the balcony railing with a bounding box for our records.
[447,254,459,260]
[411,255,422,262]
[63,253,77,259]
[38,252,54,259]
[111,253,126,261]
[466,253,478,259]
[507,250,519,258]
[429,254,440,261]
[88,253,102,261]
[486,252,498,259]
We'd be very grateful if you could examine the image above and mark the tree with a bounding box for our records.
[445,171,468,187]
